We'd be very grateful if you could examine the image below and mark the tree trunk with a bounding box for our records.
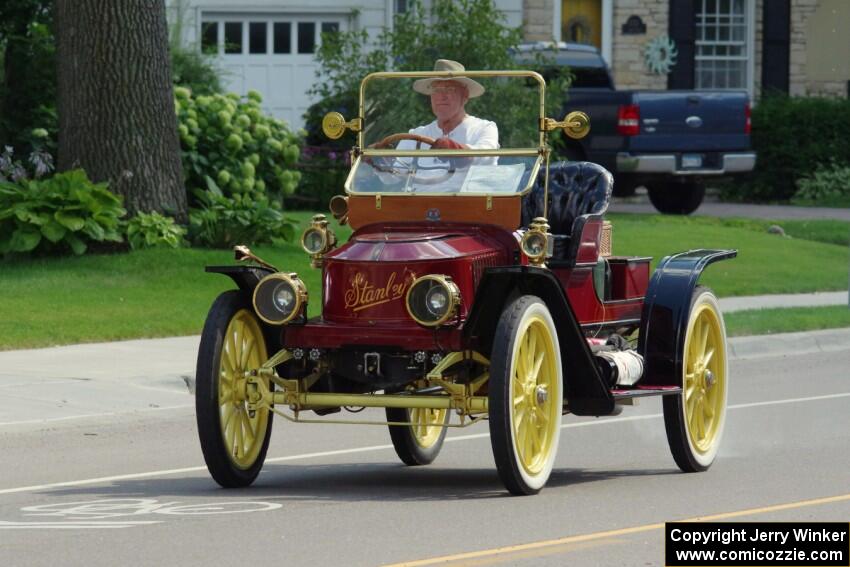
[55,0,186,222]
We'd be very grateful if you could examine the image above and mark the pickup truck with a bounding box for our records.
[515,42,756,214]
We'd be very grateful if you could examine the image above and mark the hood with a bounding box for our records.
[321,224,516,324]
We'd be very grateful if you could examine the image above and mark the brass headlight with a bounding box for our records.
[301,214,336,268]
[406,275,460,327]
[252,272,308,325]
[521,217,552,266]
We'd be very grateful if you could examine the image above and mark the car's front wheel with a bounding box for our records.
[196,291,273,488]
[489,296,563,495]
[386,404,450,466]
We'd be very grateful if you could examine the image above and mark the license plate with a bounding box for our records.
[682,154,703,168]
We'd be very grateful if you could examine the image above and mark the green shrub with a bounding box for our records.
[175,88,302,208]
[794,161,850,202]
[170,45,222,96]
[126,211,187,250]
[0,169,125,255]
[188,188,296,248]
[723,95,850,202]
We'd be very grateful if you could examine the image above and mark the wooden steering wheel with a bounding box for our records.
[371,132,436,149]
[367,133,456,186]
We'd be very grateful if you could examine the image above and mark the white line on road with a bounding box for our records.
[0,391,847,497]
[0,404,193,427]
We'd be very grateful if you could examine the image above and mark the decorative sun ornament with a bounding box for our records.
[644,35,678,75]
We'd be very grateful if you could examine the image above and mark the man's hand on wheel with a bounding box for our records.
[431,137,465,150]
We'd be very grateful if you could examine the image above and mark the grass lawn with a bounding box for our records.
[1,211,847,350]
[725,305,850,337]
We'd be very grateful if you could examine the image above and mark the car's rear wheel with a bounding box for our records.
[489,296,563,495]
[663,286,728,472]
[196,291,273,488]
[386,404,450,466]
[647,181,705,214]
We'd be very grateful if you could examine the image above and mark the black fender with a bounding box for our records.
[205,265,275,292]
[637,249,737,387]
[205,265,283,349]
[464,266,614,416]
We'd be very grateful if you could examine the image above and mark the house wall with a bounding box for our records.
[523,0,555,41]
[610,0,668,89]
[800,0,849,97]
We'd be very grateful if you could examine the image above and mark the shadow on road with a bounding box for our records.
[40,463,679,502]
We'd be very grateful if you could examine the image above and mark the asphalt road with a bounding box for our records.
[1,348,848,567]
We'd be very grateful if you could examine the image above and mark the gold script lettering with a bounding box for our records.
[344,270,415,312]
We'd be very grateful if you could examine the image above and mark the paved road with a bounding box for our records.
[0,347,848,566]
[609,191,850,221]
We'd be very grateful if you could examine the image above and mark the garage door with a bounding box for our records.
[200,14,346,130]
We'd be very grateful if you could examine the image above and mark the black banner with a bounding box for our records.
[666,522,849,566]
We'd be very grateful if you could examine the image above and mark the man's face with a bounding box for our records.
[429,80,468,121]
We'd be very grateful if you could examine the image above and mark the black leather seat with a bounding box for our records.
[522,161,613,235]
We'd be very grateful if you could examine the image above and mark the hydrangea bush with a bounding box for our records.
[174,87,301,246]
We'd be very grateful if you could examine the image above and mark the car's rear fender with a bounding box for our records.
[637,249,737,388]
[464,266,614,416]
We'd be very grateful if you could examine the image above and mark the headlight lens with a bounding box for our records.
[521,231,547,260]
[302,228,327,255]
[253,273,308,325]
[406,275,460,327]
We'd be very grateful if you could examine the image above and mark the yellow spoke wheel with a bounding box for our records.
[663,286,728,472]
[387,394,450,466]
[196,291,274,488]
[489,296,563,495]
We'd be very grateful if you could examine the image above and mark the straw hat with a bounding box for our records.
[412,59,485,98]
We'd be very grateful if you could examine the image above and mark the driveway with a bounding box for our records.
[610,190,850,221]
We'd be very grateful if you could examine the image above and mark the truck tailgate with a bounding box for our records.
[629,91,750,152]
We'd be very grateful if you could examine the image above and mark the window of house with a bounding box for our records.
[395,0,408,14]
[297,22,316,54]
[224,22,243,54]
[274,22,292,54]
[201,21,218,54]
[695,0,749,89]
[249,22,267,54]
[321,22,339,35]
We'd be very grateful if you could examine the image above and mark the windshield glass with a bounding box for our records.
[348,72,543,195]
[349,155,540,195]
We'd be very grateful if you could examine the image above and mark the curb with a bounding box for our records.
[728,327,850,360]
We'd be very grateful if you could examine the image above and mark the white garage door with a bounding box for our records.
[200,14,347,130]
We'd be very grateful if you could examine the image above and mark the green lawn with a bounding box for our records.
[0,212,847,350]
[725,305,850,337]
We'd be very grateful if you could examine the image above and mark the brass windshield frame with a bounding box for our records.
[347,70,548,197]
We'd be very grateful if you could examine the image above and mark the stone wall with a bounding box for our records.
[523,0,554,41]
[610,0,669,89]
[788,0,820,96]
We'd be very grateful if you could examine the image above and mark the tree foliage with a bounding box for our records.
[0,0,55,154]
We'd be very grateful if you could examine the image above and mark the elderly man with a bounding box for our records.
[397,59,499,163]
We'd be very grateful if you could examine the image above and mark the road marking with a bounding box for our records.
[0,404,193,427]
[0,521,161,529]
[0,391,847,497]
[383,493,850,567]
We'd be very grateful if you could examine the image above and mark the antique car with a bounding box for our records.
[195,67,736,495]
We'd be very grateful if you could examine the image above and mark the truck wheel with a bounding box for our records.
[663,286,728,472]
[196,291,273,488]
[613,174,638,197]
[647,181,705,215]
[386,405,450,465]
[489,296,563,495]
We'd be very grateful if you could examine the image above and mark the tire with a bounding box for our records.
[489,296,563,495]
[386,405,450,466]
[612,174,638,198]
[196,291,274,488]
[647,181,705,215]
[663,286,728,472]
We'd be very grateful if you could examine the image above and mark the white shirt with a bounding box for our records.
[397,115,499,167]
